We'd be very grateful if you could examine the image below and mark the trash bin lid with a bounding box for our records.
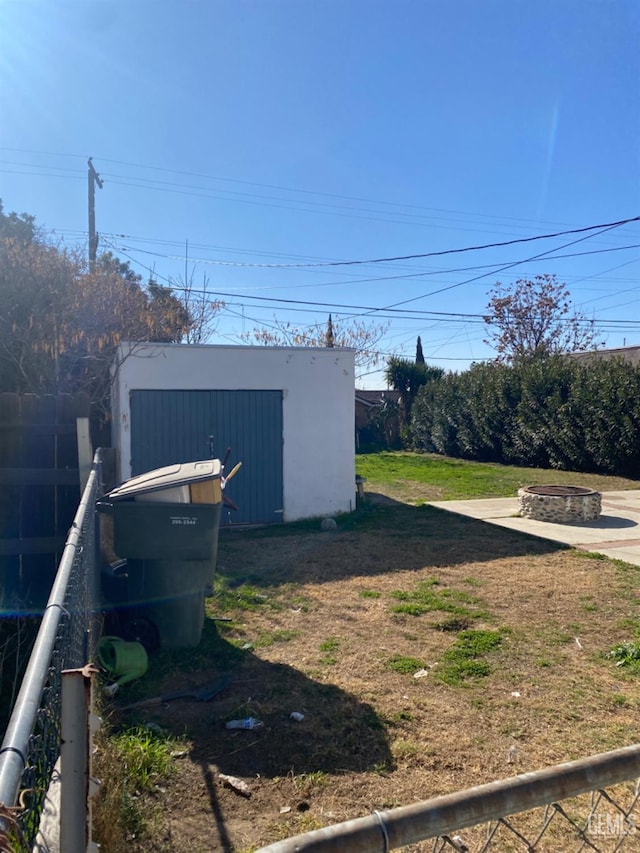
[107,459,222,501]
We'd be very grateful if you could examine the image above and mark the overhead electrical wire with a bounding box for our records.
[344,220,634,321]
[221,303,477,361]
[111,240,640,296]
[5,147,638,360]
[103,240,482,354]
[1,153,637,248]
[0,158,582,237]
[112,244,640,323]
[105,239,640,332]
[103,213,640,268]
[89,229,640,281]
[0,146,597,234]
[2,154,638,267]
[56,227,640,297]
[107,240,640,372]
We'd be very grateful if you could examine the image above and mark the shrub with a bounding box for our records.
[411,355,640,477]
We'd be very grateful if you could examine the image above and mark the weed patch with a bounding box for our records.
[390,579,483,619]
[93,723,181,851]
[360,589,382,599]
[213,576,279,612]
[436,629,503,686]
[385,655,425,674]
[319,636,340,664]
[609,641,640,672]
[252,629,299,648]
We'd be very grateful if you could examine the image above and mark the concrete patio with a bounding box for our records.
[428,490,640,567]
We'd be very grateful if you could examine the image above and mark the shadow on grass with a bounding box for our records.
[116,619,391,776]
[111,619,393,849]
[216,495,566,590]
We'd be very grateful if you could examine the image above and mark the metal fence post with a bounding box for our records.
[60,666,97,853]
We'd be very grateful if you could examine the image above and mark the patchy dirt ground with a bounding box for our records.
[96,497,640,852]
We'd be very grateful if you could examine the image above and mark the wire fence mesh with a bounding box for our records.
[424,779,640,852]
[0,451,102,851]
[259,746,640,853]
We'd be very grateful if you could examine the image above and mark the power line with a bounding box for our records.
[103,240,638,367]
[0,146,591,233]
[0,159,85,175]
[3,157,557,235]
[112,239,640,293]
[93,229,640,276]
[105,240,640,329]
[105,213,640,269]
[2,153,637,251]
[0,167,84,181]
[51,228,640,297]
[346,221,633,320]
[2,155,637,271]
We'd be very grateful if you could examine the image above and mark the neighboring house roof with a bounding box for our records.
[355,389,401,408]
[567,344,640,365]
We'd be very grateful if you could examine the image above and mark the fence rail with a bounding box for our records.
[0,450,102,850]
[257,745,640,853]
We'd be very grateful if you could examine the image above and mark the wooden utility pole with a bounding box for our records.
[87,157,103,272]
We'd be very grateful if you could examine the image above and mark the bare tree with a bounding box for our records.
[241,315,390,372]
[169,268,225,345]
[484,274,604,363]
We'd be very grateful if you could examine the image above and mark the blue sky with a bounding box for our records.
[1,0,639,386]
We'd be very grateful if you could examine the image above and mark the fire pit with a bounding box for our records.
[518,485,602,523]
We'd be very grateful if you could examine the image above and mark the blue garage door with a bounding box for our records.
[130,390,283,525]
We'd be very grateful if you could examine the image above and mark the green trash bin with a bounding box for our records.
[97,460,223,649]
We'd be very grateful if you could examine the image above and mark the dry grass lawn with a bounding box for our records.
[95,494,640,852]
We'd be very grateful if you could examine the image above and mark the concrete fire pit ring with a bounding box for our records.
[518,485,602,524]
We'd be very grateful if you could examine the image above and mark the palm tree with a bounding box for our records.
[385,356,444,425]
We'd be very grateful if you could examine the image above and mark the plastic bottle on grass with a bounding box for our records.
[226,717,264,730]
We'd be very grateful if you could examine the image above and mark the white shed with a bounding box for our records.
[111,343,355,523]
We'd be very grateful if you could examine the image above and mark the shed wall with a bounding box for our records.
[113,344,355,521]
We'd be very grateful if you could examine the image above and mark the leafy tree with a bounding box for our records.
[415,336,425,364]
[95,250,142,282]
[483,274,603,363]
[0,201,214,420]
[59,266,193,418]
[0,200,37,244]
[385,356,444,426]
[241,315,389,371]
[0,232,79,394]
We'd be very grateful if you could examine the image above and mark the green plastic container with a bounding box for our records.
[124,558,208,648]
[97,499,222,648]
[97,499,222,561]
[97,635,148,685]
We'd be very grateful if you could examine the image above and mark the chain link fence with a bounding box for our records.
[0,451,102,851]
[426,780,640,852]
[258,745,640,853]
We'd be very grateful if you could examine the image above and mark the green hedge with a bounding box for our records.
[411,356,640,477]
